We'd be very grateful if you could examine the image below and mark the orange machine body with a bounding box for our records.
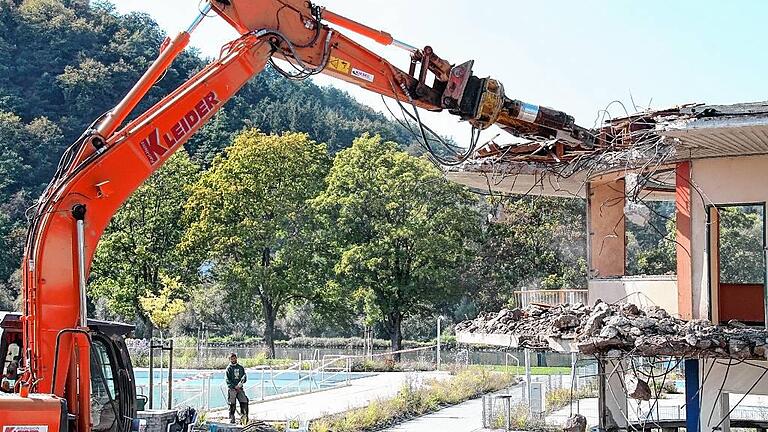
[0,394,68,431]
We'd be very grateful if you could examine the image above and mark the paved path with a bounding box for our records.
[382,382,528,432]
[208,371,450,422]
[382,397,486,432]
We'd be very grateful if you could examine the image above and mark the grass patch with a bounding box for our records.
[349,358,436,372]
[545,385,598,412]
[479,365,572,375]
[309,369,516,432]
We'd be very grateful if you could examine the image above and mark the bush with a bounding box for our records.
[284,337,431,349]
[492,402,554,431]
[545,385,597,412]
[349,358,435,372]
[661,380,681,394]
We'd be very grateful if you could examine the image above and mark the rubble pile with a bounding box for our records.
[455,300,768,359]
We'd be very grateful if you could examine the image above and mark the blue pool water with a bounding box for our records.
[134,368,372,410]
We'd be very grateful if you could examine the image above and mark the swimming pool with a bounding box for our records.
[134,368,372,410]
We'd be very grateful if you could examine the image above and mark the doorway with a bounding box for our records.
[708,203,767,325]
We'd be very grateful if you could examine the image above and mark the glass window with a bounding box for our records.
[91,339,117,432]
[719,205,765,285]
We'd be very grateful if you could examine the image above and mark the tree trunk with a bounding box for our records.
[388,312,403,362]
[145,316,154,341]
[262,300,277,359]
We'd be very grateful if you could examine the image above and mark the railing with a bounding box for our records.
[214,354,357,409]
[141,344,440,411]
[512,289,588,308]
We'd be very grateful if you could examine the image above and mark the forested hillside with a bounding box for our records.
[0,0,413,308]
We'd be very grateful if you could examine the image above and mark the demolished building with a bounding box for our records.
[449,101,768,431]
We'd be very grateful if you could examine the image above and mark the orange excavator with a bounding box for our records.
[0,1,592,430]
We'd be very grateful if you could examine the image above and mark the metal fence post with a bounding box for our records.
[149,340,154,409]
[298,353,302,390]
[436,316,442,371]
[167,339,173,410]
[261,369,265,401]
[481,395,487,428]
[504,396,511,431]
[524,348,532,413]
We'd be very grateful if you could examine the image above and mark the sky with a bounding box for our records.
[110,0,768,143]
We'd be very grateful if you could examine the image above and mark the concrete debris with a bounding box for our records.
[455,300,768,359]
[563,414,587,432]
[624,375,652,401]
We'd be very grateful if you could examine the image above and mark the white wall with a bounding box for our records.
[588,276,679,316]
[689,155,768,320]
[699,359,768,432]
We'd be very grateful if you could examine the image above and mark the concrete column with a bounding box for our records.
[599,357,628,431]
[676,161,694,319]
[588,178,626,278]
[700,389,730,432]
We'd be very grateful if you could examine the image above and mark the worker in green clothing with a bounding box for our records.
[226,352,249,424]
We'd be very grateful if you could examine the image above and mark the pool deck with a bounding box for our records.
[207,371,451,422]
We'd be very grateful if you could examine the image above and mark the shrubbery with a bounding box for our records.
[310,369,516,432]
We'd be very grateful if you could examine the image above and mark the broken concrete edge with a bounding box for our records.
[454,331,577,353]
[455,301,768,361]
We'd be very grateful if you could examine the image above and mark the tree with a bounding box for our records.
[0,111,64,287]
[139,274,187,331]
[313,135,479,360]
[181,130,330,358]
[626,201,676,276]
[89,152,200,331]
[719,206,764,284]
[465,196,586,312]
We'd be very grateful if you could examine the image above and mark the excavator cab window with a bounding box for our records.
[1,340,20,393]
[0,318,21,394]
[91,337,121,432]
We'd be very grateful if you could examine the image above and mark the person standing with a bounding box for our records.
[226,352,249,424]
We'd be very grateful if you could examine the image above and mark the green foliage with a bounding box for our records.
[282,336,430,349]
[480,365,572,375]
[139,275,187,330]
[719,206,765,284]
[90,152,200,323]
[626,201,677,276]
[465,196,587,312]
[313,135,480,354]
[185,73,415,165]
[0,111,65,295]
[181,130,330,357]
[545,385,598,411]
[0,0,413,309]
[310,369,515,432]
[349,358,435,372]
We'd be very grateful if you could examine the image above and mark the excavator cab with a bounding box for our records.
[0,312,137,432]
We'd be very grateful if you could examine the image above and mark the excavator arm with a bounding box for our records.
[3,1,592,431]
[212,0,594,146]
